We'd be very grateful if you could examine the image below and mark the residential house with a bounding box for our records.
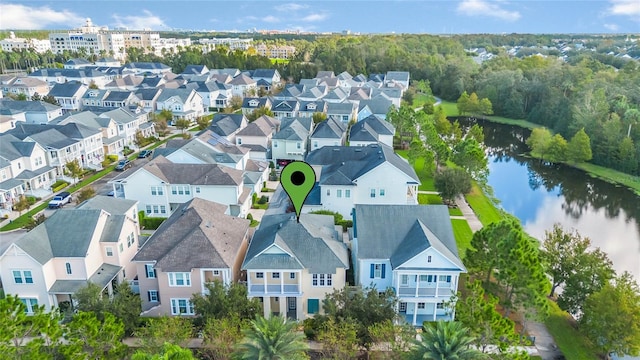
[304,143,419,217]
[326,102,357,124]
[47,82,88,113]
[241,97,272,116]
[372,88,402,108]
[95,57,121,67]
[271,100,300,119]
[235,115,280,161]
[28,68,111,88]
[159,134,250,171]
[271,117,314,165]
[297,100,327,118]
[56,111,125,157]
[352,205,465,325]
[100,108,151,150]
[1,77,49,99]
[315,71,335,79]
[0,197,141,311]
[384,71,410,90]
[156,89,204,124]
[209,113,248,142]
[250,69,281,92]
[122,62,172,76]
[193,81,221,112]
[180,65,210,80]
[101,90,142,109]
[134,198,251,316]
[81,89,110,108]
[242,213,349,319]
[104,75,144,91]
[0,133,56,202]
[63,58,91,69]
[273,84,305,101]
[0,99,63,124]
[296,86,327,102]
[109,156,251,218]
[211,82,233,109]
[357,98,394,121]
[322,88,349,104]
[0,113,24,133]
[309,116,346,151]
[349,115,395,148]
[135,88,163,113]
[229,74,257,97]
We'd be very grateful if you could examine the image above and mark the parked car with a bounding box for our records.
[138,150,153,158]
[48,191,72,209]
[115,159,132,171]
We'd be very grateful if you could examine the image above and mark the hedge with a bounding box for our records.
[138,210,166,230]
[52,182,68,193]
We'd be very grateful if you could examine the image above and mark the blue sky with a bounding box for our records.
[1,1,639,34]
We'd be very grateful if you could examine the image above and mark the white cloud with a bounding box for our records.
[607,0,640,16]
[263,15,280,23]
[457,0,521,22]
[604,23,620,31]
[0,4,84,29]
[301,13,328,22]
[275,3,309,12]
[112,10,166,30]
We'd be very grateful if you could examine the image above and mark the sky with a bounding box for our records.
[1,1,639,34]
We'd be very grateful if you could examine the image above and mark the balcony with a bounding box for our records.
[249,284,300,295]
[397,287,453,298]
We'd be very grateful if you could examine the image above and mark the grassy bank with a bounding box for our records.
[464,183,504,226]
[451,219,473,259]
[438,100,541,130]
[574,162,640,195]
[544,300,599,360]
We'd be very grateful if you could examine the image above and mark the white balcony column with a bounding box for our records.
[415,275,420,296]
[395,272,400,294]
[279,296,286,315]
[263,297,270,318]
[412,302,418,326]
[433,304,437,321]
[435,278,439,297]
[263,272,267,294]
[280,274,284,293]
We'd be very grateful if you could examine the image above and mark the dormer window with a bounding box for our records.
[307,103,316,110]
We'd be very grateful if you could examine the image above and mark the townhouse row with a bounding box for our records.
[0,194,465,326]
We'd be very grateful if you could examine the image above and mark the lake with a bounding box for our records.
[464,119,640,281]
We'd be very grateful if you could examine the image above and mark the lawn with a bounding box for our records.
[544,300,600,360]
[418,193,443,205]
[574,162,640,196]
[395,150,436,191]
[450,219,473,259]
[437,100,541,130]
[464,183,504,226]
[448,207,463,216]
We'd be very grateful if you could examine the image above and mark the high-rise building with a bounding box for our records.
[0,32,51,53]
[49,18,126,60]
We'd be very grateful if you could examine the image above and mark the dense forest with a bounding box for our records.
[1,33,639,175]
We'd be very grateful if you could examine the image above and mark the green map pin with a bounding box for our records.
[280,161,316,222]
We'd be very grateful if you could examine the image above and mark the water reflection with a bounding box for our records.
[462,118,640,281]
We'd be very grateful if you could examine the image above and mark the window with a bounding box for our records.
[296,142,301,149]
[437,302,444,309]
[237,138,242,145]
[313,141,318,148]
[145,264,156,278]
[170,298,194,315]
[153,205,159,214]
[150,186,164,195]
[148,290,159,302]
[370,188,376,198]
[379,189,385,196]
[171,186,177,195]
[160,206,166,214]
[256,272,264,279]
[119,243,124,253]
[345,189,350,198]
[106,247,113,257]
[401,274,409,286]
[307,299,319,314]
[399,302,407,312]
[13,270,33,284]
[146,205,152,214]
[290,272,296,279]
[168,272,191,287]
[337,189,342,198]
[20,298,38,314]
[326,189,330,196]
[273,141,278,148]
[418,303,425,309]
[371,263,385,279]
[439,275,452,282]
[65,263,72,275]
[195,187,201,193]
[127,233,135,248]
[272,272,280,279]
[312,274,332,286]
[427,256,432,263]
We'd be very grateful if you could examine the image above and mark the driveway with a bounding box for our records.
[90,156,153,197]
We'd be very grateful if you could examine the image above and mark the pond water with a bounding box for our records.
[464,119,640,281]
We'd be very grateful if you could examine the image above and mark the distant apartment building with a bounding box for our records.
[198,38,253,52]
[0,32,51,53]
[49,19,126,60]
[254,44,296,59]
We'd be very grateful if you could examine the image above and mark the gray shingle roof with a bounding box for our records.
[0,99,61,113]
[311,116,346,139]
[242,214,349,273]
[134,198,250,272]
[0,134,36,161]
[77,195,137,215]
[236,115,278,137]
[273,118,310,141]
[156,88,195,103]
[15,209,104,264]
[349,115,395,141]
[305,143,418,184]
[139,156,244,185]
[354,205,465,271]
[210,114,246,136]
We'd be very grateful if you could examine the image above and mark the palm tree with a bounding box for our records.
[408,321,484,360]
[233,315,308,360]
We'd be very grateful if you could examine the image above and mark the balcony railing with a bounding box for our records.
[249,284,300,295]
[397,287,453,297]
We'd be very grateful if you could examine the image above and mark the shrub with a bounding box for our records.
[26,196,37,205]
[339,220,353,232]
[303,317,322,340]
[141,217,166,230]
[246,213,254,221]
[252,192,258,204]
[257,195,268,204]
[310,210,344,225]
[52,180,69,189]
[106,154,119,163]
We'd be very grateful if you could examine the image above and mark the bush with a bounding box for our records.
[257,195,269,204]
[252,192,258,204]
[246,213,254,221]
[310,210,344,225]
[338,220,353,232]
[106,154,119,164]
[123,147,134,156]
[52,179,69,189]
[52,182,69,193]
[141,217,166,230]
[303,317,322,340]
[26,196,37,205]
